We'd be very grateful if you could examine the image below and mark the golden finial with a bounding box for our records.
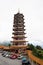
[18,8,20,13]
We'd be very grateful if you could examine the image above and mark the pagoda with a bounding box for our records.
[11,12,27,53]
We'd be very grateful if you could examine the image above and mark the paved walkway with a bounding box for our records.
[0,54,22,65]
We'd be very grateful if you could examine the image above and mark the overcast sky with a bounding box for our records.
[0,0,43,45]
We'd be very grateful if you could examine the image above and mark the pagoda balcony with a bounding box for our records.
[14,27,25,29]
[11,40,27,42]
[18,23,24,25]
[13,28,25,32]
[14,21,25,24]
[13,24,25,27]
[14,27,25,28]
[13,38,25,40]
[14,18,24,23]
[12,36,26,39]
[10,45,27,49]
[14,23,25,26]
[13,29,25,31]
[14,13,24,17]
[13,27,25,30]
[12,32,26,35]
[12,35,26,37]
[13,24,25,26]
[12,31,25,33]
[13,25,25,27]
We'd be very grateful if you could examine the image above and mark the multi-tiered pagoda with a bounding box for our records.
[11,12,27,53]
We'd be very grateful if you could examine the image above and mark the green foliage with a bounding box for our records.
[33,47,43,59]
[27,43,36,51]
[36,45,42,50]
[27,43,43,59]
[8,44,11,48]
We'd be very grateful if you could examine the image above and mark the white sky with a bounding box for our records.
[0,0,43,45]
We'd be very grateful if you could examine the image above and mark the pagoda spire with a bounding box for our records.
[18,8,20,13]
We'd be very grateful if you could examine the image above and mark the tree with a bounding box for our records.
[8,44,11,48]
[30,44,35,50]
[36,45,42,50]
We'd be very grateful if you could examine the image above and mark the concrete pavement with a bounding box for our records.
[0,53,22,65]
[0,53,37,65]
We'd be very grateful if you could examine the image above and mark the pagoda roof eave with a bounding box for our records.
[3,45,27,50]
[10,45,27,49]
[11,40,28,42]
[12,37,27,38]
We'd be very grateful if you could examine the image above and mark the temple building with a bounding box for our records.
[11,12,27,53]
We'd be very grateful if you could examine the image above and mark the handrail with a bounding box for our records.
[27,50,43,65]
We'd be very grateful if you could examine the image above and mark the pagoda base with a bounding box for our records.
[10,45,27,53]
[3,45,27,53]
